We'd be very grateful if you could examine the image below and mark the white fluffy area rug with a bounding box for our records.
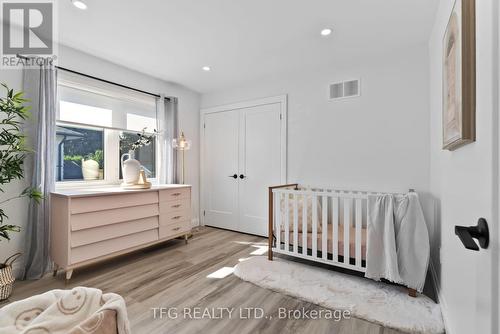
[234,256,444,334]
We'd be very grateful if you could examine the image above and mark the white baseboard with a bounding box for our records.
[430,261,453,334]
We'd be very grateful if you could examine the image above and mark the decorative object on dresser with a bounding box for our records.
[51,185,192,280]
[172,131,191,184]
[120,152,143,188]
[120,128,157,189]
[81,158,100,180]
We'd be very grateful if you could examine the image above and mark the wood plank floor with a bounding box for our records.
[3,227,408,334]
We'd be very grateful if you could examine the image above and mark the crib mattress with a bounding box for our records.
[279,224,367,260]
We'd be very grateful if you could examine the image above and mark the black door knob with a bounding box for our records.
[228,174,237,179]
[455,218,489,251]
[239,174,246,179]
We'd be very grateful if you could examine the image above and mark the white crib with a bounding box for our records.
[267,183,417,297]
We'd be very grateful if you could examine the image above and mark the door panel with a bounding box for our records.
[203,110,239,230]
[238,103,282,236]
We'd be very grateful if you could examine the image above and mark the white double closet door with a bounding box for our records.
[202,97,286,236]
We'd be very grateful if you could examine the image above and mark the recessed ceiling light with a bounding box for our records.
[71,0,87,10]
[202,66,211,72]
[320,28,332,36]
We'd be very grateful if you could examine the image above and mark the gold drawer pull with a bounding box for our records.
[172,193,181,197]
[172,216,182,220]
[172,204,181,208]
[172,227,181,231]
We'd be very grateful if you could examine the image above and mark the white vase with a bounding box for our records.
[121,152,141,184]
[82,159,99,180]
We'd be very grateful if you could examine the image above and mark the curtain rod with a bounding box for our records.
[16,54,169,101]
[56,66,169,100]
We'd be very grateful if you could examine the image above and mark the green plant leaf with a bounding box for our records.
[0,84,39,241]
[23,187,43,203]
[0,224,21,241]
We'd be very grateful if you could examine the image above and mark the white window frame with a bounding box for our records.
[56,122,159,188]
[55,86,160,188]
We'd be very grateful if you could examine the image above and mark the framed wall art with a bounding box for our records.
[442,0,476,150]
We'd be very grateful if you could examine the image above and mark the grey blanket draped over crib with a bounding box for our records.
[365,192,430,292]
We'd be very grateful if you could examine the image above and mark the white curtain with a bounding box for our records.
[156,95,178,184]
[22,61,57,279]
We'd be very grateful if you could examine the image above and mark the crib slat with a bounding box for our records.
[322,195,328,260]
[276,192,281,250]
[312,195,318,257]
[332,197,339,262]
[284,194,289,251]
[302,194,308,255]
[355,198,362,267]
[293,194,299,254]
[343,198,350,264]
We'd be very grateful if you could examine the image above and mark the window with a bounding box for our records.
[56,71,159,185]
[56,125,104,181]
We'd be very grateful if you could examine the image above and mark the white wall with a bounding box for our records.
[428,1,498,333]
[0,45,201,277]
[201,45,431,215]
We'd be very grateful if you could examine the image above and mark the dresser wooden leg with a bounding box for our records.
[184,234,189,244]
[52,264,59,277]
[65,269,73,282]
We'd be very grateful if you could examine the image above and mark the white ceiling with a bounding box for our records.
[58,0,438,94]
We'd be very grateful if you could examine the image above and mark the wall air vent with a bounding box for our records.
[329,79,360,100]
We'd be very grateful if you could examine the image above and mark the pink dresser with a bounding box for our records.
[50,185,192,280]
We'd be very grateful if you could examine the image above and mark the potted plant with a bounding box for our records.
[0,84,42,301]
[82,149,103,180]
[93,149,104,179]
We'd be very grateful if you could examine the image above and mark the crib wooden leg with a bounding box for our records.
[408,288,417,297]
[268,186,273,261]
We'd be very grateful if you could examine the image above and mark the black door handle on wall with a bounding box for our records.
[455,218,489,251]
[239,174,246,179]
[228,174,238,179]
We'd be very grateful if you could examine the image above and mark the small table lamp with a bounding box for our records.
[172,131,191,184]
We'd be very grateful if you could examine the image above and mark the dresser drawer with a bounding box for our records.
[159,221,190,239]
[71,192,158,214]
[159,199,190,214]
[71,203,159,231]
[70,229,158,264]
[71,216,159,247]
[159,209,191,227]
[159,188,190,202]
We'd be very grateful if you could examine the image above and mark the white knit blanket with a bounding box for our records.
[365,192,430,292]
[0,287,130,334]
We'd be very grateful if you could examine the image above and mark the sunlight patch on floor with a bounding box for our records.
[250,245,268,255]
[206,241,268,279]
[233,241,267,246]
[206,266,235,279]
